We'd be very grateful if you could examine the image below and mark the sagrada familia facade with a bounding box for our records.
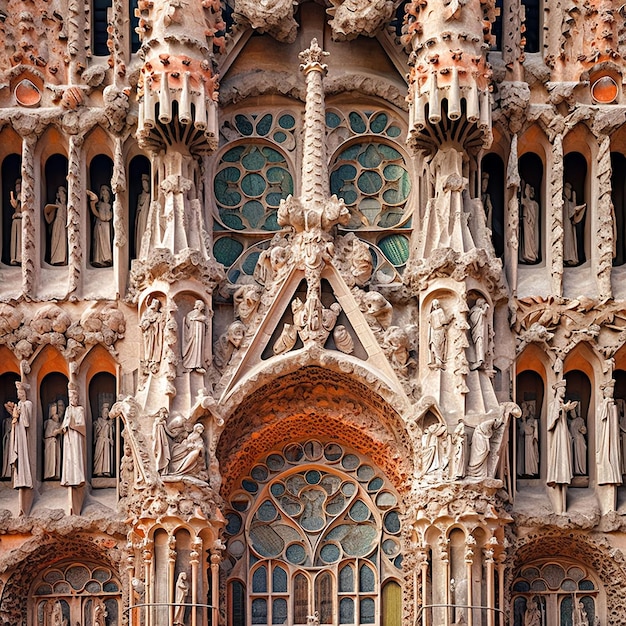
[0,0,625,624]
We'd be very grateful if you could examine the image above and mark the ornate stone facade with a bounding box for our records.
[0,1,626,626]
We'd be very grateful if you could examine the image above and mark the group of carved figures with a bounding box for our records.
[419,415,504,481]
[2,381,115,489]
[3,173,152,267]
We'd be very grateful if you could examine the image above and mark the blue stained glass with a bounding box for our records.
[272,598,287,624]
[253,567,268,593]
[262,147,285,163]
[257,500,278,522]
[222,145,246,162]
[232,499,249,512]
[358,145,383,168]
[241,173,267,198]
[267,454,285,471]
[273,132,287,143]
[377,145,402,160]
[242,479,258,493]
[339,566,354,592]
[326,112,341,128]
[262,213,280,231]
[103,581,118,592]
[393,555,403,569]
[324,443,343,461]
[513,581,530,592]
[235,115,254,136]
[349,501,370,522]
[357,171,383,195]
[256,114,273,136]
[242,251,261,275]
[338,144,361,161]
[387,126,401,137]
[242,201,265,227]
[226,512,242,535]
[560,596,573,626]
[271,482,285,496]
[367,477,384,492]
[279,114,296,129]
[340,598,354,624]
[213,237,244,267]
[286,543,306,564]
[370,113,388,133]
[251,465,269,481]
[359,565,375,592]
[273,567,288,593]
[251,598,267,624]
[320,543,341,563]
[360,598,375,623]
[579,580,595,590]
[266,193,283,207]
[306,470,321,484]
[242,148,267,171]
[349,112,367,133]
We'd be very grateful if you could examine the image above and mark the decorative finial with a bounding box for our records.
[299,38,329,74]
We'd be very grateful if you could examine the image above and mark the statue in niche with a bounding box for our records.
[173,572,189,626]
[135,173,151,256]
[88,185,114,267]
[2,410,12,478]
[140,298,164,373]
[520,183,539,264]
[233,284,262,327]
[428,299,450,370]
[44,186,68,266]
[382,326,413,375]
[153,408,171,474]
[524,599,542,626]
[568,401,587,475]
[360,291,392,338]
[170,423,206,475]
[597,380,622,485]
[481,171,493,227]
[563,182,586,266]
[4,382,33,488]
[452,418,467,479]
[43,401,63,479]
[50,599,67,626]
[575,601,589,626]
[467,417,504,478]
[520,401,539,476]
[9,178,22,265]
[93,403,114,477]
[546,381,574,486]
[182,300,208,373]
[421,422,448,477]
[213,320,246,371]
[469,297,491,370]
[60,386,86,487]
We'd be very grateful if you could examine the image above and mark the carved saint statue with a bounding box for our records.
[481,171,493,227]
[140,298,164,372]
[93,403,114,477]
[173,572,189,626]
[135,173,151,256]
[5,382,33,488]
[568,403,587,475]
[452,418,467,479]
[467,417,503,478]
[9,178,22,265]
[520,183,539,264]
[421,422,448,477]
[44,186,68,266]
[520,401,539,476]
[60,387,86,487]
[469,297,491,370]
[563,182,586,266]
[546,381,574,486]
[428,299,449,369]
[88,185,114,267]
[182,300,207,373]
[153,408,171,475]
[170,423,206,476]
[43,401,63,479]
[597,380,622,485]
[2,412,12,478]
[524,600,541,626]
[214,320,246,371]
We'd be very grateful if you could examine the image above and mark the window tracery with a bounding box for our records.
[224,440,402,626]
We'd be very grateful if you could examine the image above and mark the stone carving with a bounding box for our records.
[140,298,164,374]
[214,321,246,371]
[568,402,586,475]
[335,233,373,288]
[5,382,32,488]
[547,381,574,487]
[234,0,298,43]
[173,571,189,626]
[468,297,491,371]
[153,408,171,475]
[135,174,151,256]
[233,284,262,327]
[524,599,541,626]
[452,418,467,479]
[428,299,450,370]
[327,0,395,41]
[421,422,449,478]
[597,380,622,485]
[9,178,22,265]
[182,300,208,373]
[44,186,68,266]
[254,240,290,289]
[481,172,493,227]
[60,385,86,487]
[170,424,206,476]
[87,185,114,267]
[2,411,12,478]
[93,403,114,477]
[519,402,539,476]
[358,291,392,338]
[520,183,539,264]
[563,182,586,266]
[467,417,504,478]
[382,326,414,376]
[43,401,63,480]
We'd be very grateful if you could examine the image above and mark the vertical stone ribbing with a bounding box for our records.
[67,135,83,296]
[550,133,564,295]
[506,134,520,292]
[20,134,37,296]
[596,133,613,300]
[112,136,127,249]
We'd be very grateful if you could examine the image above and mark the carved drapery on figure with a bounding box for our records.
[88,185,114,267]
[60,386,86,487]
[520,183,540,264]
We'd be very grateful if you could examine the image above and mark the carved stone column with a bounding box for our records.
[549,132,564,295]
[595,132,614,300]
[19,134,37,296]
[67,133,84,296]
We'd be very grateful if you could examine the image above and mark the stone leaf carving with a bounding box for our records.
[327,0,395,41]
[234,0,299,43]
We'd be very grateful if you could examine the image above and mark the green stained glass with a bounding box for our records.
[273,132,287,143]
[357,171,383,195]
[377,145,402,160]
[370,113,388,133]
[387,126,401,137]
[213,237,244,266]
[222,145,246,162]
[221,213,245,230]
[279,114,296,129]
[256,114,273,136]
[263,213,280,231]
[242,251,261,275]
[326,112,341,128]
[242,147,266,171]
[241,173,267,198]
[262,147,285,163]
[214,167,242,207]
[378,235,409,267]
[358,144,383,168]
[235,114,253,136]
[349,112,367,133]
[242,201,265,228]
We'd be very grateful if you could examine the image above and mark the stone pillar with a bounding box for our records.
[20,134,37,296]
[549,132,564,296]
[67,134,84,297]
